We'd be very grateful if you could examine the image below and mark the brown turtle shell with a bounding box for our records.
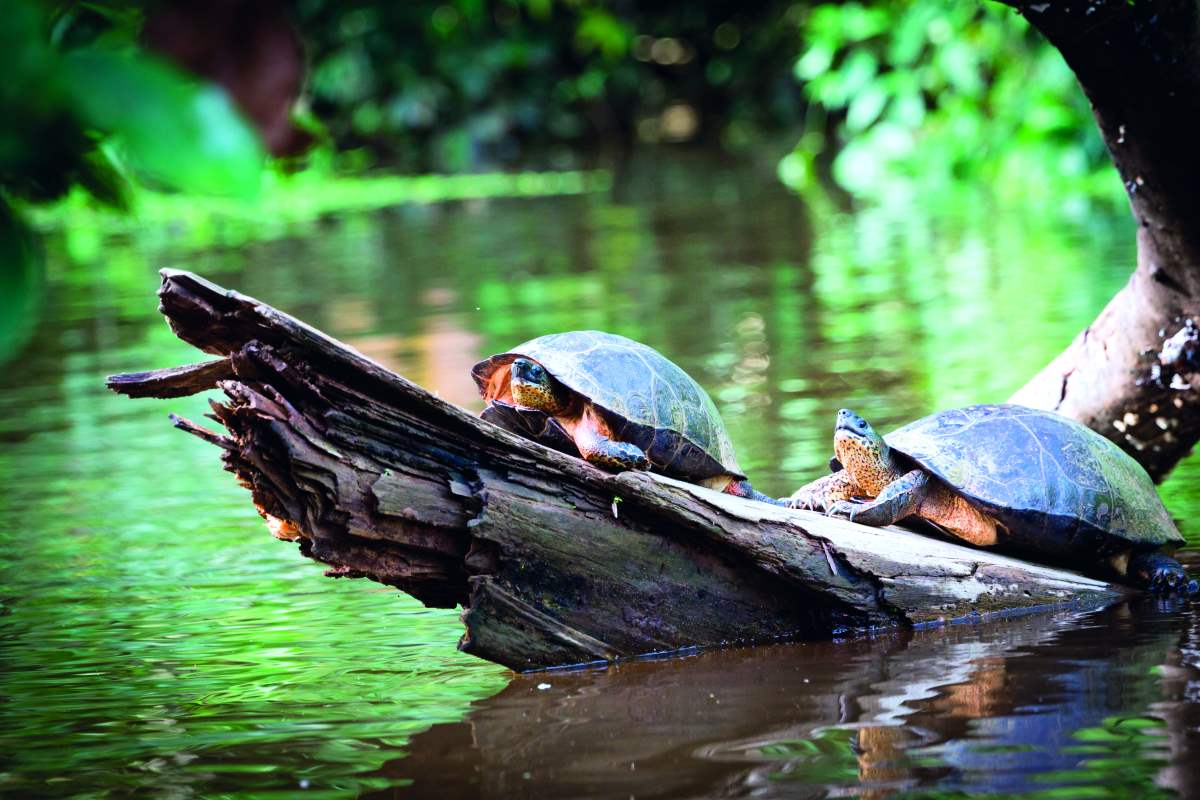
[886,404,1184,560]
[473,331,743,481]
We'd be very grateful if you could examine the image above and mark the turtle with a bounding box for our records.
[472,330,781,504]
[787,404,1196,593]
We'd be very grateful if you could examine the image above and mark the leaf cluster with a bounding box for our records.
[295,0,807,169]
[781,1,1109,200]
[1,1,264,212]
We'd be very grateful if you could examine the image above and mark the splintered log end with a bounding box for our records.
[167,413,234,449]
[107,358,234,399]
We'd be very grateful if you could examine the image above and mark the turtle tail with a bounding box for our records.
[724,478,786,506]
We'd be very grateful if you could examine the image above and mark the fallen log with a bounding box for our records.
[108,270,1127,671]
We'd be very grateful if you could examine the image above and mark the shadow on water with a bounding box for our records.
[381,597,1200,799]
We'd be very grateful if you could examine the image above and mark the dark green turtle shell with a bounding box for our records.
[885,404,1184,560]
[472,331,744,481]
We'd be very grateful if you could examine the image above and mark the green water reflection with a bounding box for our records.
[2,152,1197,797]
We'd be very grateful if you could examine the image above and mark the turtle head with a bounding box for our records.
[833,409,894,493]
[510,358,571,415]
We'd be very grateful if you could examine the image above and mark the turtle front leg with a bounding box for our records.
[1128,551,1199,594]
[828,469,929,526]
[787,469,859,512]
[573,423,650,472]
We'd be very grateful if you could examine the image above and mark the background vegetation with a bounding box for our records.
[1,0,1128,371]
[1,0,1121,364]
[2,0,1111,206]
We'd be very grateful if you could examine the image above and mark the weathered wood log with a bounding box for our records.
[1006,0,1200,481]
[108,270,1126,670]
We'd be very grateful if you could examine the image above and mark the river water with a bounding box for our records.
[2,152,1198,797]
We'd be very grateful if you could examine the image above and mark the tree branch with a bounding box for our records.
[1006,0,1200,480]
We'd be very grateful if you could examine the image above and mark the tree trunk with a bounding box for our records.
[107,270,1123,671]
[1006,0,1200,481]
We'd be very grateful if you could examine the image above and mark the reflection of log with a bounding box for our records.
[109,270,1126,670]
[1006,0,1200,481]
[1153,609,1200,799]
[380,600,1185,798]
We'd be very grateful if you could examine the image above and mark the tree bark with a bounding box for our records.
[1006,0,1200,481]
[109,270,1124,671]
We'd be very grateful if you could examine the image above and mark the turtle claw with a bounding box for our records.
[786,489,824,512]
[1147,564,1192,594]
[1129,552,1194,595]
[826,500,859,521]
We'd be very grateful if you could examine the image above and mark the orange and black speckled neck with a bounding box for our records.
[833,409,902,496]
[510,358,572,415]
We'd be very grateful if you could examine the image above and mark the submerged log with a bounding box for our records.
[109,270,1125,671]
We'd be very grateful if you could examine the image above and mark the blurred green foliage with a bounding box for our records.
[780,1,1113,201]
[4,0,1122,205]
[63,49,264,197]
[292,0,1116,198]
[3,0,1118,218]
[1,0,263,208]
[295,0,807,170]
[0,0,263,362]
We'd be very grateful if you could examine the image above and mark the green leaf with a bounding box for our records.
[62,49,264,198]
[74,146,131,210]
[889,87,926,128]
[887,5,939,67]
[839,4,889,42]
[846,84,888,132]
[836,49,879,104]
[795,44,834,81]
[575,10,631,61]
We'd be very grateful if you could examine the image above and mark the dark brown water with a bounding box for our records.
[387,598,1200,799]
[2,151,1198,797]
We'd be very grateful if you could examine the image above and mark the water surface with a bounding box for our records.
[2,151,1198,797]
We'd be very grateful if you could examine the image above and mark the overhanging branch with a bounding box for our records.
[1005,0,1200,479]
